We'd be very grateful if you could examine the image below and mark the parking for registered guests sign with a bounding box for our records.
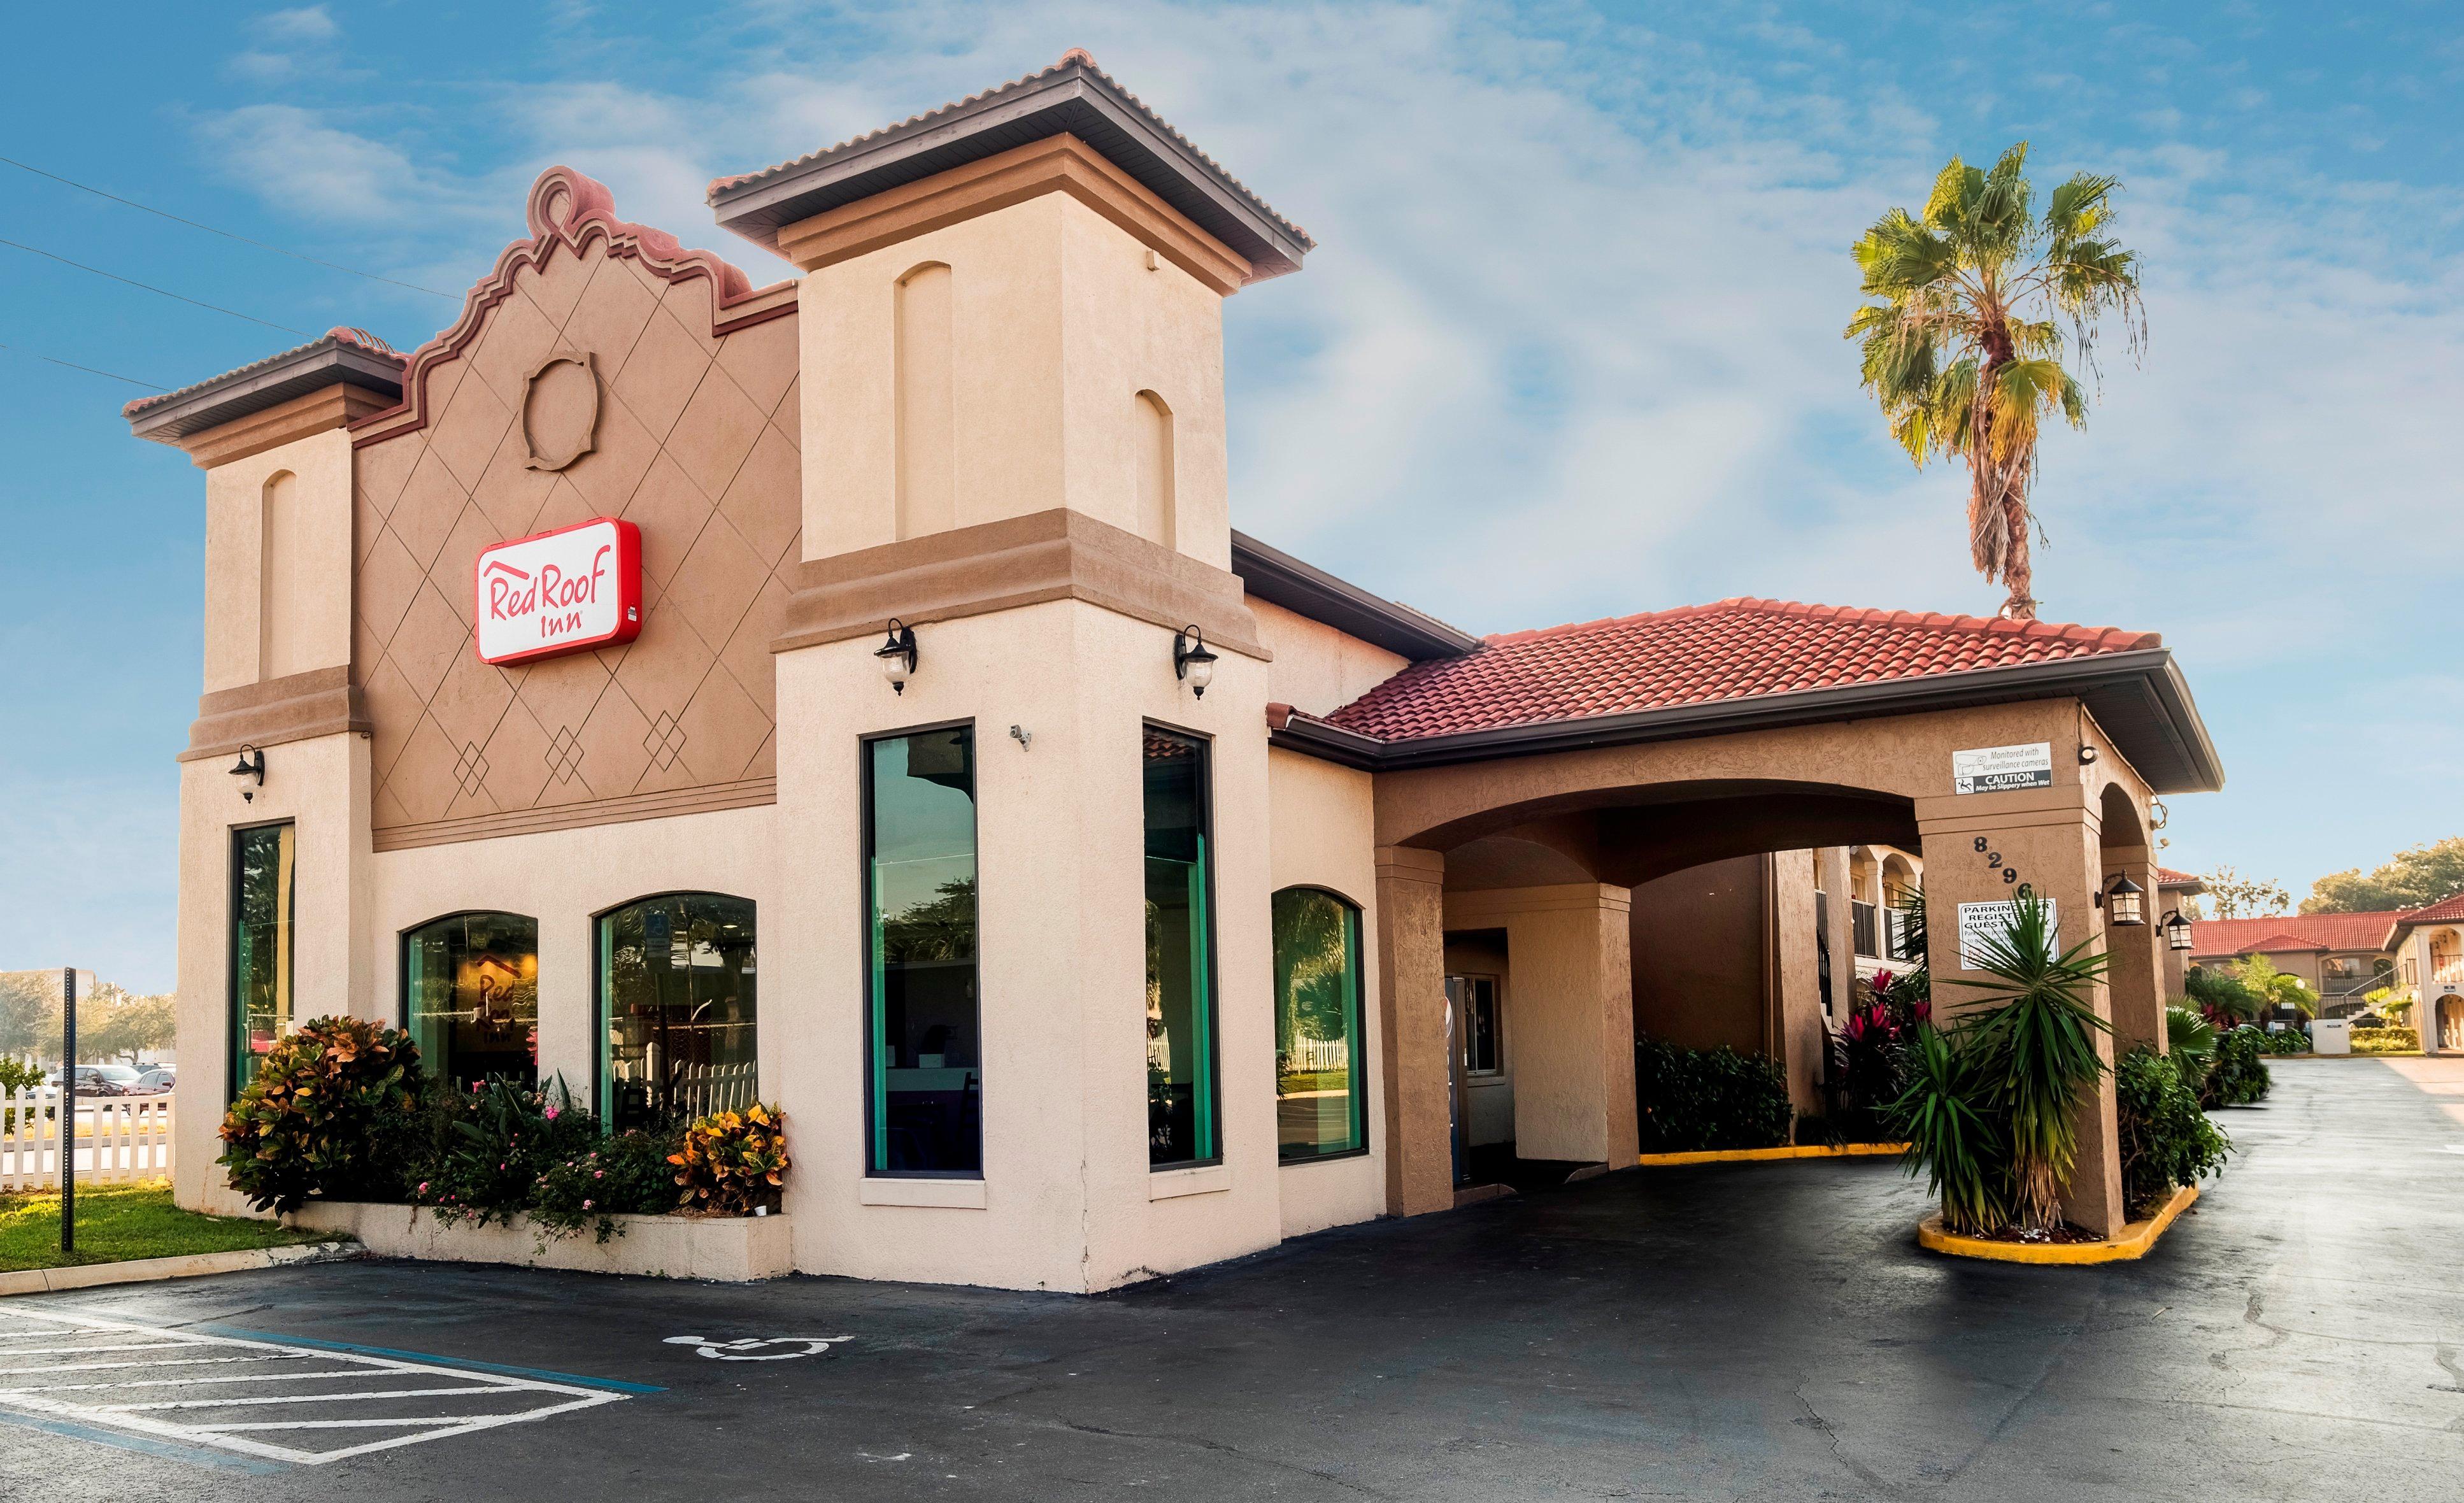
[1951,741,2054,795]
[1957,899,2058,968]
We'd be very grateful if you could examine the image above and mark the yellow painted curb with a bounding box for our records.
[1916,1183,2198,1265]
[1636,1142,1909,1167]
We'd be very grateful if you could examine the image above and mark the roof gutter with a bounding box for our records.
[1230,531,1479,662]
[1271,648,2227,794]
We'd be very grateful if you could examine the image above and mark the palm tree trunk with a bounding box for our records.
[1999,483,2036,620]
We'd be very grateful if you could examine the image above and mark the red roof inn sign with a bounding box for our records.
[474,516,642,666]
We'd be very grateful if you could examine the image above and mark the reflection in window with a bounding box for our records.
[1144,727,1217,1167]
[1446,974,1501,1075]
[597,894,757,1132]
[403,913,539,1090]
[866,727,981,1176]
[1273,888,1365,1161]
[231,823,296,1097]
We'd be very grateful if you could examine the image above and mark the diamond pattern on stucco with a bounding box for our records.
[355,234,800,834]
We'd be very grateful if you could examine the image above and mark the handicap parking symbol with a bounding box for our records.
[666,1334,852,1361]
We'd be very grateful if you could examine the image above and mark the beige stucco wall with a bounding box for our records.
[174,730,371,1215]
[1442,883,1635,1166]
[799,192,1230,568]
[1265,747,1388,1239]
[1250,599,1411,718]
[199,427,353,693]
[1630,854,1767,1054]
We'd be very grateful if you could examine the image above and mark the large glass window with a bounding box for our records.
[230,823,296,1097]
[597,894,757,1132]
[402,913,539,1091]
[1273,888,1365,1162]
[865,726,981,1176]
[1144,727,1217,1167]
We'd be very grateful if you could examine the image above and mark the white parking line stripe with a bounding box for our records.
[0,1342,197,1357]
[0,1353,306,1376]
[103,1386,522,1411]
[0,1305,632,1466]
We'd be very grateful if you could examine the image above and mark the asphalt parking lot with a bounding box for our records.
[6,1057,2460,1501]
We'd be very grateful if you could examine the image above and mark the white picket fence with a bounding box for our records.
[0,1089,175,1192]
[674,1060,758,1116]
[1283,1036,1351,1073]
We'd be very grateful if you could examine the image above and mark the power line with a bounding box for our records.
[0,341,164,390]
[0,155,457,300]
[0,235,308,336]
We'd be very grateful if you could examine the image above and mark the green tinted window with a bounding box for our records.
[230,823,295,1097]
[597,894,756,1131]
[1273,888,1365,1160]
[1144,727,1216,1167]
[403,912,539,1090]
[866,727,981,1175]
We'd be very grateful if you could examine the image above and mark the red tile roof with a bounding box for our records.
[1319,597,2163,743]
[2156,866,2200,885]
[2188,911,2411,958]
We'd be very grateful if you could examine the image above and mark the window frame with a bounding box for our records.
[397,909,543,1092]
[590,889,760,1130]
[1143,720,1221,1172]
[1271,885,1370,1165]
[226,819,296,1104]
[859,717,984,1181]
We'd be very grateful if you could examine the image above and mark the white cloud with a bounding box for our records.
[256,5,339,44]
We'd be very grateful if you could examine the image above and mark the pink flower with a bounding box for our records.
[417,1181,429,1194]
[582,1199,594,1209]
[544,1105,560,1120]
[594,1169,604,1179]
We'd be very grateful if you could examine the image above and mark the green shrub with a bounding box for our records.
[2258,1027,2311,1055]
[2115,1046,2232,1220]
[1634,1038,1792,1152]
[534,1124,688,1244]
[416,1077,599,1230]
[2201,1026,2272,1108]
[2351,1026,2419,1055]
[2184,965,2261,1026]
[218,1016,423,1213]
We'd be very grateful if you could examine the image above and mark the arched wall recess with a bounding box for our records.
[895,262,955,539]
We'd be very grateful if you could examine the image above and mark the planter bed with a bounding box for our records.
[288,1201,792,1282]
[1915,1183,2198,1265]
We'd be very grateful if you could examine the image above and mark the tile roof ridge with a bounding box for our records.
[703,52,1311,248]
[121,326,407,417]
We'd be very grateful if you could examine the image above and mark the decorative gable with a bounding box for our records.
[350,167,805,850]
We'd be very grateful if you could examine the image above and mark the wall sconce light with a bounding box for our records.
[2160,908,2194,952]
[875,618,918,694]
[229,744,266,802]
[1173,625,1217,698]
[2078,744,2099,765]
[2097,873,2147,926]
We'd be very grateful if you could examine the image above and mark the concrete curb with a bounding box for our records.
[0,1240,357,1297]
[1916,1183,2199,1265]
[1637,1142,1908,1167]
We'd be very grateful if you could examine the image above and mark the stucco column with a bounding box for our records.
[2103,841,2165,1055]
[1444,883,1639,1168]
[1916,785,2125,1238]
[1374,846,1453,1215]
[1818,846,1855,1019]
[1768,850,1825,1117]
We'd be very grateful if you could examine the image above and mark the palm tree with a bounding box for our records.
[1845,144,2144,620]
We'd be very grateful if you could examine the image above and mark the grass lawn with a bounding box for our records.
[0,1180,333,1272]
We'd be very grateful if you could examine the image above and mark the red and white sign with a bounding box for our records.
[474,516,642,666]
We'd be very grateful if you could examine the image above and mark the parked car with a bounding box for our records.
[46,1064,146,1097]
[135,1067,177,1093]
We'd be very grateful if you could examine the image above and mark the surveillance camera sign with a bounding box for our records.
[474,516,643,666]
[1951,741,2053,795]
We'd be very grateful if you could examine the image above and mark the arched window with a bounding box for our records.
[597,894,757,1130]
[1272,886,1367,1161]
[402,911,539,1090]
[1134,390,1174,546]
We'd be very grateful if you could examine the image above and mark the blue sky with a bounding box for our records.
[3,2,2459,989]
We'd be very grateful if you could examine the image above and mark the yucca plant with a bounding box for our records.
[1949,894,2112,1232]
[1891,1023,2008,1235]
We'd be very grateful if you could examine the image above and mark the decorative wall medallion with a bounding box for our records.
[521,350,600,471]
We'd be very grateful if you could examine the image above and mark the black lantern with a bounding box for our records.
[2160,909,2194,952]
[1173,625,1217,698]
[2099,873,2146,927]
[875,619,918,694]
[229,744,266,802]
